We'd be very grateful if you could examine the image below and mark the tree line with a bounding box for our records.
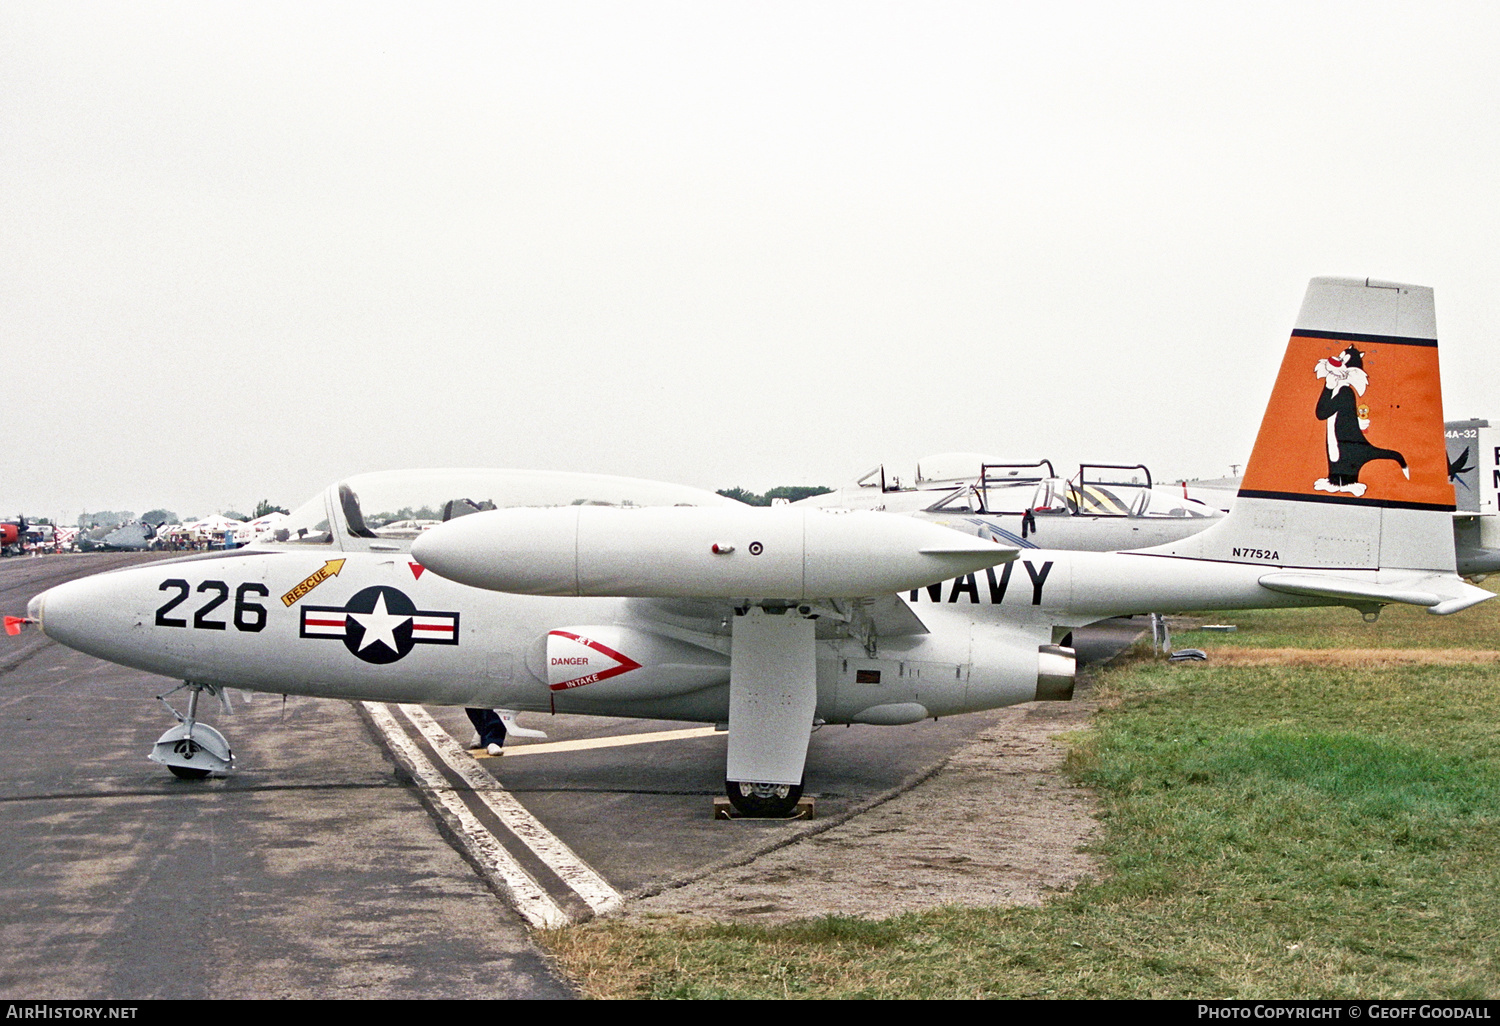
[715,485,832,506]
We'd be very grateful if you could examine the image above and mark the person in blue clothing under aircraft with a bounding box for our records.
[466,707,507,755]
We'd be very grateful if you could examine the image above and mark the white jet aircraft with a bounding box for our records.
[15,278,1489,816]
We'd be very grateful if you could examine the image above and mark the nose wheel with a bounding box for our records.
[150,682,234,779]
[168,760,212,781]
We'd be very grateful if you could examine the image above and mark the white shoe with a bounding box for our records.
[486,743,503,756]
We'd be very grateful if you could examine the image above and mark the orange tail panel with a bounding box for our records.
[1239,328,1454,512]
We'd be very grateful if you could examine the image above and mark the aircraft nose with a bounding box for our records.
[26,565,204,678]
[29,575,112,652]
[30,578,84,641]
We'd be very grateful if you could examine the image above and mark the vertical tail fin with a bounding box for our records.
[1165,277,1456,572]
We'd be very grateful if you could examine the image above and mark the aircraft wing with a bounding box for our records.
[624,590,932,644]
[854,592,931,637]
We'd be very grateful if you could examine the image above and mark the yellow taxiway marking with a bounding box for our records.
[476,725,722,758]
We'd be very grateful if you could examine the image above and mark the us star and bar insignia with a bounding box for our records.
[300,585,459,664]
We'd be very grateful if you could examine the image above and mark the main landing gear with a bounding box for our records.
[725,779,805,818]
[723,605,818,818]
[149,682,234,779]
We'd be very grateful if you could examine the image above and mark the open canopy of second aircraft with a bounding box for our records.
[16,277,1490,816]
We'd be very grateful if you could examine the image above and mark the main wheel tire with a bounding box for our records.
[168,764,212,780]
[725,779,804,818]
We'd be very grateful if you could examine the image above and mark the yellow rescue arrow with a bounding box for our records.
[281,559,347,607]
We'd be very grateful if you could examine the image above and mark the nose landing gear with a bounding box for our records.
[150,682,234,779]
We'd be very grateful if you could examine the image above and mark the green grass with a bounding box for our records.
[544,594,1500,999]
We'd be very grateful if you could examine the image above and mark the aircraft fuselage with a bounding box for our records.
[30,544,1329,727]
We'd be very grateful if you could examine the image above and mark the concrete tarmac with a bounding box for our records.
[0,553,1142,999]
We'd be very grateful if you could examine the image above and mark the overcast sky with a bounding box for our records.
[4,1,1498,521]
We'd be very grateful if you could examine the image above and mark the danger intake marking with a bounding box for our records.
[281,559,347,607]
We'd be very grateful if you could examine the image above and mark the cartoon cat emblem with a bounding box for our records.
[1313,345,1409,497]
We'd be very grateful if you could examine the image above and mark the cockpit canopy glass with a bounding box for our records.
[272,495,333,545]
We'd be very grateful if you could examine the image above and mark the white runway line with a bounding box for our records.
[488,725,722,758]
[361,702,569,929]
[395,703,623,916]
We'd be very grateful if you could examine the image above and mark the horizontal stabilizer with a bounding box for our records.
[1257,573,1439,607]
[1258,571,1492,615]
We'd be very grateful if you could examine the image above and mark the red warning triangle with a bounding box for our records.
[546,631,643,691]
